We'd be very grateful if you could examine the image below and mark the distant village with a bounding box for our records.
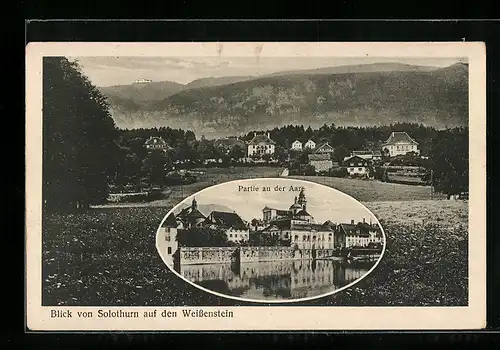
[142,129,427,184]
[160,188,383,264]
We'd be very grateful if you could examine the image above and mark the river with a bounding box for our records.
[175,259,373,301]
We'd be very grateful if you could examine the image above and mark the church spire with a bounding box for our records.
[297,188,307,209]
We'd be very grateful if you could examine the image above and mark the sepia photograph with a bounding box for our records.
[157,179,385,302]
[25,42,486,330]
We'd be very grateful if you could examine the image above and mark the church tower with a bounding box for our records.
[289,196,302,215]
[297,188,307,210]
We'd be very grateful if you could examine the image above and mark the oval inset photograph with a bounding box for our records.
[156,178,386,303]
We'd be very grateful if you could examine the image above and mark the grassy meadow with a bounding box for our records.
[42,196,468,307]
[96,166,443,209]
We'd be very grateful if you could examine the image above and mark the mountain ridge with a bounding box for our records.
[101,63,468,136]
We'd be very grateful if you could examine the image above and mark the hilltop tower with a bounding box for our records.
[191,197,198,210]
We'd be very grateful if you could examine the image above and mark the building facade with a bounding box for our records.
[291,140,303,151]
[205,211,250,243]
[214,137,246,155]
[335,219,383,249]
[247,133,276,157]
[351,150,382,162]
[343,155,371,177]
[315,142,335,155]
[304,139,316,149]
[134,78,152,84]
[175,198,206,229]
[260,189,335,250]
[308,153,333,172]
[144,136,169,152]
[382,132,420,157]
[162,213,179,265]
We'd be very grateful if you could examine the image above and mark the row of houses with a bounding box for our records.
[161,189,383,262]
[145,131,419,159]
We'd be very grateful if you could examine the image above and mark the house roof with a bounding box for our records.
[292,140,302,144]
[323,220,336,227]
[352,150,382,157]
[384,132,418,145]
[214,138,245,148]
[315,142,334,153]
[267,219,332,232]
[207,211,247,230]
[343,155,370,165]
[289,203,302,210]
[308,153,331,161]
[339,223,370,237]
[305,139,315,144]
[248,134,276,145]
[295,209,312,217]
[177,206,206,221]
[263,206,290,215]
[162,213,178,228]
[145,137,167,146]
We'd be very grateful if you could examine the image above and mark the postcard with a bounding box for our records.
[25,42,486,331]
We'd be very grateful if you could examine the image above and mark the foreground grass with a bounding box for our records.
[42,200,468,306]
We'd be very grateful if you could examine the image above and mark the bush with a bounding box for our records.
[328,167,348,178]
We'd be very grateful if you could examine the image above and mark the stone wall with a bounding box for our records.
[178,246,337,265]
[179,247,237,265]
[239,246,297,262]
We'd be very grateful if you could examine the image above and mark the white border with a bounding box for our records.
[26,42,486,331]
[155,178,387,304]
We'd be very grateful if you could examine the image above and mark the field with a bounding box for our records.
[97,166,282,208]
[42,199,468,307]
[288,175,446,202]
[97,166,444,209]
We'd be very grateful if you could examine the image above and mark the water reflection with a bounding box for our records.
[175,259,373,301]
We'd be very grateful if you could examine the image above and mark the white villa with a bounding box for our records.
[382,132,420,157]
[304,139,316,149]
[291,140,303,151]
[247,133,276,157]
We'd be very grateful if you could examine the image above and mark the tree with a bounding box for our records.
[430,128,468,196]
[43,57,119,211]
[228,144,246,160]
[334,145,350,162]
[142,150,170,186]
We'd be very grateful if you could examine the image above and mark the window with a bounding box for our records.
[358,168,363,171]
[229,234,233,238]
[349,167,353,172]
[167,247,172,254]
[166,235,171,242]
[303,235,306,241]
[295,235,299,241]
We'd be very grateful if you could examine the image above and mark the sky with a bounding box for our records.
[167,179,378,226]
[71,56,465,87]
